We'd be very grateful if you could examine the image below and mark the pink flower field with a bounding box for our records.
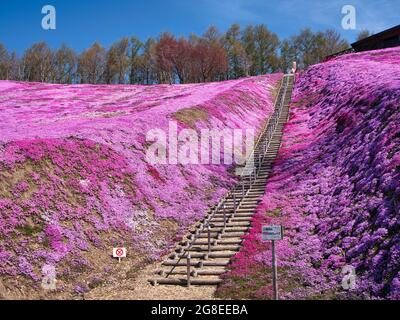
[217,47,400,300]
[1,45,399,300]
[0,74,281,297]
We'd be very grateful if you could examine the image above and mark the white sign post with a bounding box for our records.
[113,247,127,263]
[262,225,284,300]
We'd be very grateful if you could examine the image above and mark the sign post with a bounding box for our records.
[271,240,278,300]
[262,225,284,300]
[113,247,127,263]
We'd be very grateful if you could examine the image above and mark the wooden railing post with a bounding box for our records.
[187,253,191,288]
[223,203,227,229]
[161,74,293,284]
[208,226,211,254]
[233,191,237,214]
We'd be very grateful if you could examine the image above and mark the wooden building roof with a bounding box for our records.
[351,25,400,52]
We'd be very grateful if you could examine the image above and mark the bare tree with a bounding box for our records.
[9,51,21,80]
[129,37,143,84]
[279,39,297,73]
[241,25,280,75]
[104,38,130,84]
[0,43,11,80]
[53,44,76,84]
[173,38,194,84]
[293,29,317,68]
[323,29,349,53]
[191,42,228,83]
[77,42,106,84]
[288,28,349,69]
[155,33,176,84]
[357,30,372,41]
[224,24,249,79]
[140,38,157,84]
[242,25,257,76]
[22,42,54,82]
[3,23,356,84]
[202,26,222,46]
[253,25,280,74]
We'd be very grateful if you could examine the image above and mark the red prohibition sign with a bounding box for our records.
[116,248,124,257]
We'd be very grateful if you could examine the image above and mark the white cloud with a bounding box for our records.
[202,0,398,32]
[187,0,398,43]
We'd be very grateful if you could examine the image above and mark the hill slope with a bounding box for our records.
[217,47,400,300]
[0,75,280,298]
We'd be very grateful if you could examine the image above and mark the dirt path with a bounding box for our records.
[85,259,218,300]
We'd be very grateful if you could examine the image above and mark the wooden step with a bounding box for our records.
[214,212,255,218]
[223,200,259,205]
[191,239,242,246]
[187,245,241,252]
[150,74,295,288]
[159,269,227,277]
[150,278,223,286]
[170,252,236,260]
[220,204,258,209]
[195,232,246,239]
[209,217,252,223]
[208,222,250,228]
[162,260,230,267]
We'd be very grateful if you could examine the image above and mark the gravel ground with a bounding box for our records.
[85,261,218,300]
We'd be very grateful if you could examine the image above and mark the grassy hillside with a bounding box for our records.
[0,74,281,298]
[217,47,400,300]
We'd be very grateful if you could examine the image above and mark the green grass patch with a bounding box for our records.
[172,107,209,128]
[267,208,282,217]
[17,223,42,236]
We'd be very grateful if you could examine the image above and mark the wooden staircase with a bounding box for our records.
[149,74,295,287]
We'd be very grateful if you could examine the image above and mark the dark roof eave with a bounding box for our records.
[351,24,400,47]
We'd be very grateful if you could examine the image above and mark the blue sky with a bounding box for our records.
[0,0,399,54]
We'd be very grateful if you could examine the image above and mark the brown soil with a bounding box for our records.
[85,258,218,300]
